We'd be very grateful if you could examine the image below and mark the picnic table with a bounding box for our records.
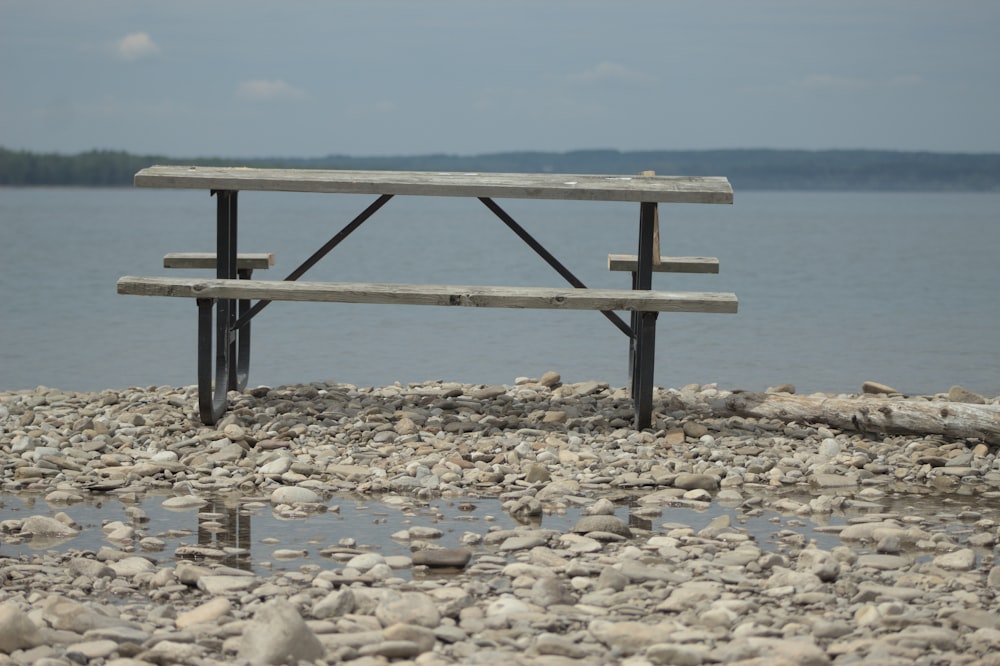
[119,166,736,429]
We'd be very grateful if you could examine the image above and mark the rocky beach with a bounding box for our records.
[1,375,999,665]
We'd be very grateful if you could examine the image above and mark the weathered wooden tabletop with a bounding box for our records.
[135,165,733,205]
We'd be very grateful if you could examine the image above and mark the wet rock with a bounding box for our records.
[411,547,472,568]
[571,514,632,538]
[161,495,208,510]
[19,514,79,537]
[269,486,321,505]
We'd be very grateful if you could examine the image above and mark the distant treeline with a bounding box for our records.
[2,146,998,191]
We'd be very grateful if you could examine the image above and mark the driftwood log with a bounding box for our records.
[663,390,1000,445]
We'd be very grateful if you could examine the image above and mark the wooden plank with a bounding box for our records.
[608,254,720,274]
[163,252,275,270]
[118,276,738,314]
[134,166,733,205]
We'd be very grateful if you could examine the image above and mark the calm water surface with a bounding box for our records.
[1,187,998,397]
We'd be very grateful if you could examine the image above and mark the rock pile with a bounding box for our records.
[1,377,999,665]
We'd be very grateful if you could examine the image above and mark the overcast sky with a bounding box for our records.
[2,1,998,158]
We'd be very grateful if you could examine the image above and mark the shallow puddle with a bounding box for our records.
[0,492,851,576]
[3,489,995,577]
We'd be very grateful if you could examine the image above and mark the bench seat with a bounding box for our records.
[164,252,275,270]
[608,253,719,274]
[118,276,738,313]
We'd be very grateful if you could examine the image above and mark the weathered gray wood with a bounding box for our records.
[134,166,733,204]
[609,254,720,274]
[118,276,738,313]
[163,252,274,270]
[608,254,720,274]
[664,390,1000,445]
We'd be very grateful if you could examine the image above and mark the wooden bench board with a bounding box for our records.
[164,252,274,270]
[608,253,720,274]
[118,276,738,314]
[135,166,733,205]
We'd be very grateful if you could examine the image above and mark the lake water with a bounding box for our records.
[2,187,998,398]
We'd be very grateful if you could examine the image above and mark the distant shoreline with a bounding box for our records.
[2,146,999,191]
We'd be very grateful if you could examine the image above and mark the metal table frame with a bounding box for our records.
[134,167,733,429]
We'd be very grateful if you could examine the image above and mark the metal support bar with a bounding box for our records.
[633,311,658,428]
[630,201,659,429]
[478,197,632,338]
[233,194,394,330]
[214,191,240,391]
[197,297,228,424]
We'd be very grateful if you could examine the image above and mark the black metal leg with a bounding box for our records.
[632,311,658,429]
[234,267,253,391]
[197,297,230,424]
[216,191,239,392]
[194,190,242,424]
[631,202,658,429]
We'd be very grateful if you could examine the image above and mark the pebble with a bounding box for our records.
[1,379,999,665]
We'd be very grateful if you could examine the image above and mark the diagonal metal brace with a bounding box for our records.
[233,194,394,330]
[478,197,632,338]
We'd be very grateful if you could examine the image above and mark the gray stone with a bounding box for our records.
[41,597,128,633]
[856,554,911,570]
[412,547,472,568]
[269,485,321,505]
[590,620,681,655]
[646,642,706,665]
[530,577,577,607]
[0,602,45,652]
[175,598,231,629]
[64,639,119,660]
[237,599,324,665]
[536,632,590,658]
[359,640,423,659]
[68,557,115,579]
[571,514,633,538]
[933,548,976,570]
[797,548,841,582]
[312,588,355,619]
[673,473,719,491]
[988,565,1000,589]
[161,495,208,509]
[382,623,436,653]
[375,591,441,628]
[499,534,548,551]
[20,514,78,537]
[597,566,629,591]
[197,575,258,594]
[948,385,986,404]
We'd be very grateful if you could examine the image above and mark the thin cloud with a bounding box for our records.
[237,79,307,101]
[115,32,160,61]
[799,74,924,92]
[569,62,655,86]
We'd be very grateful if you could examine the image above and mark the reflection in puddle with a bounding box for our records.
[1,491,850,577]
